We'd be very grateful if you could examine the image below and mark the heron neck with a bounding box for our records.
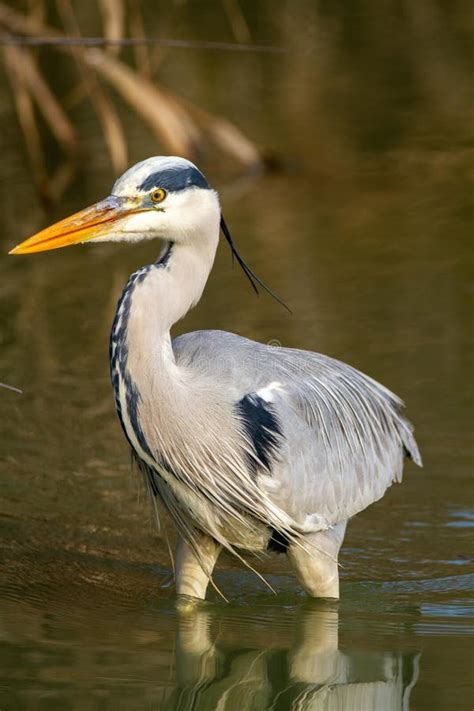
[116,230,219,370]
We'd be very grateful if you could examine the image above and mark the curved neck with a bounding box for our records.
[112,226,219,378]
[150,235,217,331]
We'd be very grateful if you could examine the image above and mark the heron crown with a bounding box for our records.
[112,156,211,199]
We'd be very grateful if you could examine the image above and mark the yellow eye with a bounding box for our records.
[151,187,166,203]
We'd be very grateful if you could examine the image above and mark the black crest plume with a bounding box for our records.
[220,216,291,313]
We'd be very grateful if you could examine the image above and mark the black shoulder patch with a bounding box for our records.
[138,166,210,193]
[236,393,283,476]
[267,528,289,553]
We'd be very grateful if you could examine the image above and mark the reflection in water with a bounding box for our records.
[170,602,420,710]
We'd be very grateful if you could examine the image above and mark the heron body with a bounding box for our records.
[11,156,422,600]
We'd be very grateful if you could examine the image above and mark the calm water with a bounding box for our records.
[0,3,473,710]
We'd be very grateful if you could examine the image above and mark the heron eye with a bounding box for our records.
[151,187,167,203]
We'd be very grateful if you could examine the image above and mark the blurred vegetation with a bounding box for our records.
[0,0,267,204]
[0,0,472,207]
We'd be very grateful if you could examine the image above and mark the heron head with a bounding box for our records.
[9,156,220,254]
[10,156,289,310]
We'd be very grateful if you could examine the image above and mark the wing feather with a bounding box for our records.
[173,330,422,529]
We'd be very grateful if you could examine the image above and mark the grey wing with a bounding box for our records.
[173,330,422,530]
[256,352,422,528]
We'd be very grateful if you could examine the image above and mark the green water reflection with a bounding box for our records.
[2,594,423,710]
[0,1,473,709]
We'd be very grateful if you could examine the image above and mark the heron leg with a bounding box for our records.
[288,521,347,599]
[175,531,222,600]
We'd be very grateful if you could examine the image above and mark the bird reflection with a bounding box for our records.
[168,601,420,710]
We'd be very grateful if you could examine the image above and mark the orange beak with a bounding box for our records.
[9,196,142,255]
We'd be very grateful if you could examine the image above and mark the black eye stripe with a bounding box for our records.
[138,166,210,193]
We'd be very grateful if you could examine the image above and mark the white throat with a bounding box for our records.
[135,233,218,337]
[111,211,220,384]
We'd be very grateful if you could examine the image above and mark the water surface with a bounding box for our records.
[0,3,473,709]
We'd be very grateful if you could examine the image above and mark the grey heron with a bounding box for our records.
[10,156,422,600]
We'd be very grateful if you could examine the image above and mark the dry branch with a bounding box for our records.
[99,0,124,56]
[7,44,77,152]
[0,1,264,203]
[3,45,47,189]
[56,0,128,171]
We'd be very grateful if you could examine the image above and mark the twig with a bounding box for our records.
[0,35,285,53]
[0,382,23,394]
